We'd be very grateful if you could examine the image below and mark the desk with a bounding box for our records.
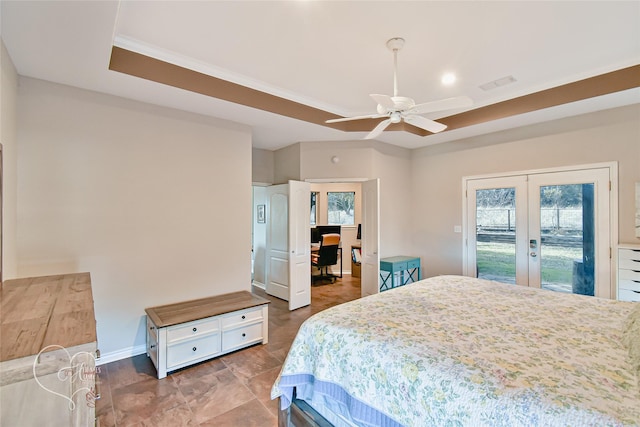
[311,244,343,278]
[379,256,421,291]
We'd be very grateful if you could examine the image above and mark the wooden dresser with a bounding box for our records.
[145,291,269,379]
[0,273,98,426]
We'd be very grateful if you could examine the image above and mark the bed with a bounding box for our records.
[271,275,640,427]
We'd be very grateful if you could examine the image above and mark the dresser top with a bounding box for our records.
[0,272,97,362]
[145,291,270,328]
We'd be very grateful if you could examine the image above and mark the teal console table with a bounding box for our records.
[379,256,421,291]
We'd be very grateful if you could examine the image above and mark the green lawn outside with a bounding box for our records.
[477,241,582,285]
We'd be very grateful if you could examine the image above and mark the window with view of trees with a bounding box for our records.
[327,192,355,225]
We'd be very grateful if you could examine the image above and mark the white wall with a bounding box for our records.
[410,104,640,277]
[17,77,253,359]
[1,39,18,279]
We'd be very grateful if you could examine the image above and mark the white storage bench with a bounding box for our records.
[145,291,270,379]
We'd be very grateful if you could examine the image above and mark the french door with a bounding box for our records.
[464,165,613,298]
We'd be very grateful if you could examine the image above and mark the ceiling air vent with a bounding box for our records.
[479,75,517,91]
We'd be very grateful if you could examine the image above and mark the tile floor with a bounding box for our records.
[95,276,361,426]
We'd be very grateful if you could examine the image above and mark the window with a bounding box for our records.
[327,192,355,225]
[310,192,318,225]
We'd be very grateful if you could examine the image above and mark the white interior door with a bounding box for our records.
[288,180,311,310]
[265,181,311,310]
[361,179,380,297]
[266,184,289,301]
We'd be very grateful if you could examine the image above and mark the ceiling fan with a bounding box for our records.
[326,38,473,140]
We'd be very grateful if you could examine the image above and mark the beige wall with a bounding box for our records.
[252,147,274,184]
[1,40,18,279]
[411,104,640,277]
[274,143,300,184]
[300,140,374,180]
[17,77,253,358]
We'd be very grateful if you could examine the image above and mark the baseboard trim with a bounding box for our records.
[252,280,265,290]
[96,344,147,365]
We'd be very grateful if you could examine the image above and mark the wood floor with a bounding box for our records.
[95,276,361,426]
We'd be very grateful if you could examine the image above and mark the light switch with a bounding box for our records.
[454,225,462,233]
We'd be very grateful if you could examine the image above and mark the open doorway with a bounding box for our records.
[252,178,380,309]
[310,182,362,285]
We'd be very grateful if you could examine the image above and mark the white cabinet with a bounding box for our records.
[146,291,269,379]
[618,245,640,302]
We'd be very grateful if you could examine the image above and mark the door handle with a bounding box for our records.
[530,252,537,257]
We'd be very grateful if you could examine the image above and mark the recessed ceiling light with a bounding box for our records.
[441,73,457,86]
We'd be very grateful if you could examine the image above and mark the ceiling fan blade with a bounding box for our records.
[404,114,447,133]
[365,118,392,140]
[410,96,473,115]
[326,113,386,124]
[370,94,395,109]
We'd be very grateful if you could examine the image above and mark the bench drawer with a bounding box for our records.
[167,333,221,369]
[222,323,263,353]
[167,317,220,343]
[221,306,263,329]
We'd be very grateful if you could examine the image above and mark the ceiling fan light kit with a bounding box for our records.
[326,37,473,140]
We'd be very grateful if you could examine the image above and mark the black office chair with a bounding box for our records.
[311,233,340,284]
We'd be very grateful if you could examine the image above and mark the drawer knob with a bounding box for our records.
[192,327,197,332]
[192,347,197,352]
[242,315,246,320]
[242,333,246,337]
[149,326,155,331]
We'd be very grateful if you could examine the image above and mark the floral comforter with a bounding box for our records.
[271,275,640,426]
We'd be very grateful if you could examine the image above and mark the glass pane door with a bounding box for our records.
[537,184,594,295]
[465,176,528,286]
[528,168,610,298]
[466,166,611,298]
[475,188,517,284]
